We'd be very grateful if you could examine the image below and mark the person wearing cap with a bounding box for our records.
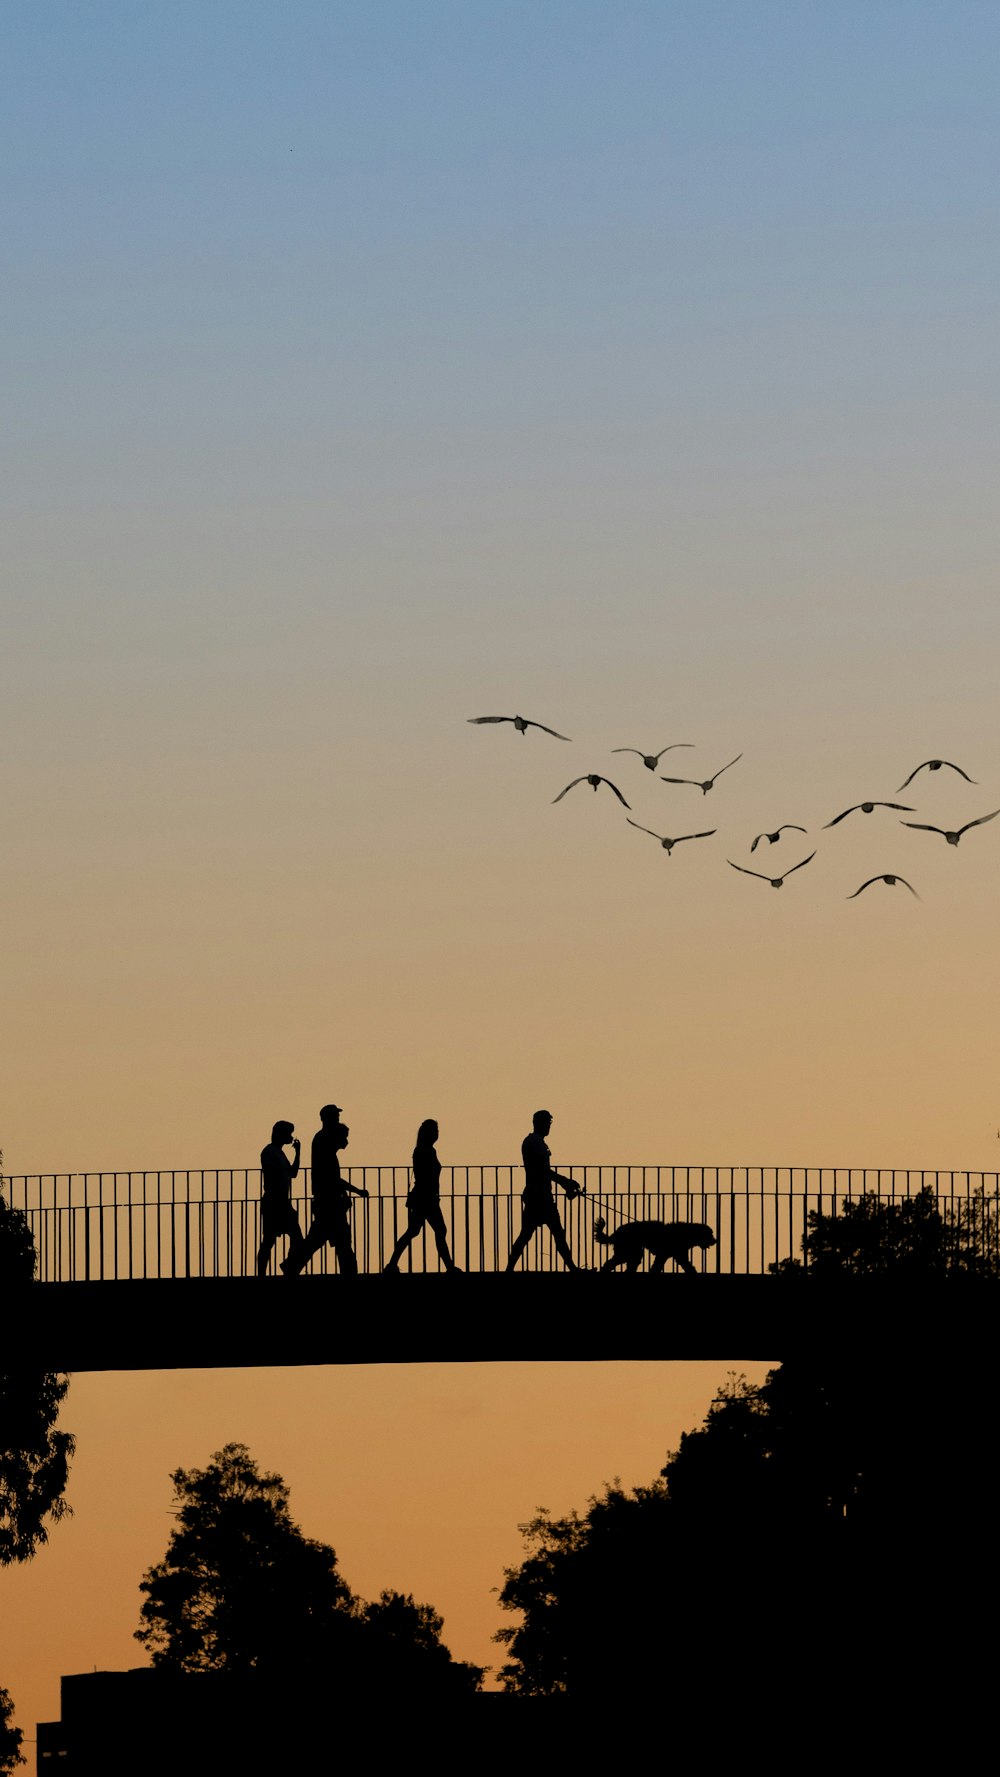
[505,1109,583,1272]
[287,1104,369,1276]
[256,1120,307,1278]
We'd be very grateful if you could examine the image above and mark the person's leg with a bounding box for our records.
[256,1225,276,1278]
[287,1213,325,1275]
[427,1205,459,1271]
[331,1210,358,1277]
[505,1211,538,1272]
[547,1207,579,1272]
[278,1205,307,1275]
[384,1208,423,1272]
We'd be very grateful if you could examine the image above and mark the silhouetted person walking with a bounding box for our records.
[505,1110,582,1272]
[289,1105,368,1275]
[256,1120,307,1278]
[384,1119,460,1273]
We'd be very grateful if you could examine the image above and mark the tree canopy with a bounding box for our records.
[0,1175,74,1564]
[496,1352,1000,1699]
[0,1367,74,1566]
[0,1690,24,1774]
[0,1193,35,1285]
[772,1184,1000,1276]
[137,1443,481,1695]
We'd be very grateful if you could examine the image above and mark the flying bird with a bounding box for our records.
[847,874,920,899]
[727,851,816,889]
[749,825,807,853]
[611,743,693,770]
[553,775,631,808]
[626,820,716,853]
[896,759,977,792]
[824,801,914,828]
[660,754,743,794]
[467,714,571,739]
[899,810,1000,847]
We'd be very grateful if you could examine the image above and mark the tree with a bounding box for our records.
[137,1443,482,1692]
[495,1358,1000,1701]
[1,1163,74,1565]
[0,1195,35,1284]
[0,1368,74,1565]
[360,1590,482,1695]
[136,1442,354,1673]
[0,1690,24,1774]
[771,1185,1000,1276]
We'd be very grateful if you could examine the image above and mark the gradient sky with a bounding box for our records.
[3,0,999,1754]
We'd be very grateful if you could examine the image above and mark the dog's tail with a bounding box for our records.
[592,1216,613,1247]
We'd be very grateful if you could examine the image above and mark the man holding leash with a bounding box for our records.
[505,1108,583,1272]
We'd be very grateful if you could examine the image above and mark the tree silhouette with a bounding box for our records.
[771,1185,1000,1276]
[496,1356,1000,1701]
[0,1194,35,1284]
[1,1164,74,1566]
[0,1689,24,1773]
[137,1443,482,1693]
[0,1368,74,1565]
[136,1443,354,1673]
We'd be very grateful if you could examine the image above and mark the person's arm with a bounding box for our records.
[289,1138,301,1179]
[345,1180,369,1198]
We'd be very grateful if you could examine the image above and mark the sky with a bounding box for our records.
[2,0,999,1756]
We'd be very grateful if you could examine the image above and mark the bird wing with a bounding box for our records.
[728,861,769,881]
[943,761,977,783]
[824,806,858,828]
[750,834,765,852]
[848,875,920,899]
[611,748,643,757]
[653,744,694,761]
[552,779,587,802]
[527,721,572,739]
[626,818,662,840]
[958,809,1000,835]
[675,830,716,843]
[782,850,817,878]
[780,824,807,835]
[900,822,944,835]
[601,779,631,808]
[660,775,698,786]
[468,715,512,724]
[710,754,743,782]
[882,802,916,811]
[896,764,930,791]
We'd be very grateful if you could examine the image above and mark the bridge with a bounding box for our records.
[6,1164,998,1369]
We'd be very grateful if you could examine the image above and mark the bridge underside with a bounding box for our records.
[11,1275,998,1371]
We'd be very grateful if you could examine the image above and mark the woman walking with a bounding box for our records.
[384,1119,460,1273]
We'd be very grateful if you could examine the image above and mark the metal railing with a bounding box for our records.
[3,1167,999,1283]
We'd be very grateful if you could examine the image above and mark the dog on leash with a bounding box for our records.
[593,1216,716,1274]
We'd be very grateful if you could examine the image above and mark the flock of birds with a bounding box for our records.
[468,715,998,899]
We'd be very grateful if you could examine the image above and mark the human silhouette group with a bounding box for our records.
[257,1106,583,1277]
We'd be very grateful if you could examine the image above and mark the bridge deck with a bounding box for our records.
[11,1274,999,1370]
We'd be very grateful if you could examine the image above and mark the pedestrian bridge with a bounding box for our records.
[5,1164,998,1369]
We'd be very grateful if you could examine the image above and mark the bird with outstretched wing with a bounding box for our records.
[727,851,816,889]
[553,775,631,808]
[468,714,571,739]
[900,809,999,847]
[626,820,716,853]
[660,754,743,794]
[896,759,976,792]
